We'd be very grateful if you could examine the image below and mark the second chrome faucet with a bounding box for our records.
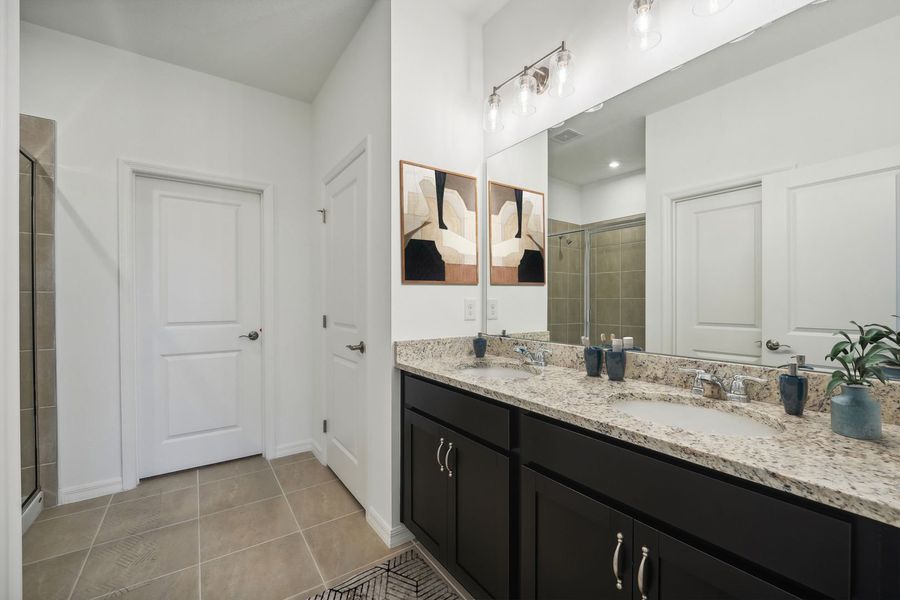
[679,368,767,403]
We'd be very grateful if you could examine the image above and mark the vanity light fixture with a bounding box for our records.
[483,41,575,131]
[483,89,504,132]
[609,160,621,169]
[628,0,662,51]
[693,0,732,17]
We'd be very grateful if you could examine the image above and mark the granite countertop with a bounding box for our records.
[395,351,900,528]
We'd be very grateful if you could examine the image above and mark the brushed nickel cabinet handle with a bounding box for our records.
[444,442,454,478]
[637,546,649,600]
[612,532,624,590]
[436,438,444,472]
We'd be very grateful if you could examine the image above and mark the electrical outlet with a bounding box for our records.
[464,298,476,321]
[487,298,499,320]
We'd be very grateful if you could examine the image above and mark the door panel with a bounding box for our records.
[521,467,633,600]
[762,146,900,366]
[447,431,510,600]
[675,186,762,363]
[402,409,449,560]
[325,151,368,504]
[136,176,262,477]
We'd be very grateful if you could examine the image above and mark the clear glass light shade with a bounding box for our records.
[483,92,504,132]
[548,48,575,98]
[692,0,732,16]
[628,0,662,51]
[512,72,538,117]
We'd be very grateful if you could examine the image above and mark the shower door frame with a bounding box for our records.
[19,148,44,532]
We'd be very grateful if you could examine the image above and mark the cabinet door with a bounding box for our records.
[402,409,450,560]
[632,522,800,600]
[447,429,511,599]
[521,467,634,600]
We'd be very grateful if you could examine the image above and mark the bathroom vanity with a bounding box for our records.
[397,345,900,600]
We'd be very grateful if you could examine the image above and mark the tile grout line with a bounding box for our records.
[299,509,364,533]
[82,565,198,600]
[279,476,340,496]
[270,462,328,589]
[65,493,113,600]
[196,470,202,600]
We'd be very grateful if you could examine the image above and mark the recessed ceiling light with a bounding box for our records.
[729,29,757,44]
[550,121,567,129]
[609,160,621,169]
[585,103,605,113]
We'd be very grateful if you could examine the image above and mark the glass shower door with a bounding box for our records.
[20,149,40,510]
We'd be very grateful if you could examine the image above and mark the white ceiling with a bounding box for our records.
[548,0,900,186]
[21,0,376,102]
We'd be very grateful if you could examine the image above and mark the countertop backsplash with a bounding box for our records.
[394,336,900,426]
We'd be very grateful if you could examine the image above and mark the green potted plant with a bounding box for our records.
[825,321,891,440]
[865,317,900,381]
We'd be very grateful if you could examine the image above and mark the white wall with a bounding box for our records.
[548,177,581,225]
[645,15,900,351]
[391,0,485,342]
[581,171,646,224]
[1,0,22,594]
[311,0,395,544]
[485,130,548,334]
[482,0,812,156]
[20,24,314,497]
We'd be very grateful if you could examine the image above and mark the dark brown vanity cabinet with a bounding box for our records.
[402,377,512,600]
[401,373,899,600]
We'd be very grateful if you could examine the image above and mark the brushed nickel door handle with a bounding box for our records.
[637,546,649,600]
[765,339,791,351]
[612,532,624,590]
[436,438,444,472]
[239,331,260,341]
[346,341,366,354]
[443,442,454,478]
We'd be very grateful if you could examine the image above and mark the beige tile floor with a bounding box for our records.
[22,452,412,600]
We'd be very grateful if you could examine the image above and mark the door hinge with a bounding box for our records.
[317,208,327,223]
[323,420,328,433]
[322,315,327,328]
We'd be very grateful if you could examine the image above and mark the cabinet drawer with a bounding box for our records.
[521,414,852,599]
[403,374,510,450]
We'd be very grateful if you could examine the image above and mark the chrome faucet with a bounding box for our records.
[679,368,767,403]
[514,345,552,367]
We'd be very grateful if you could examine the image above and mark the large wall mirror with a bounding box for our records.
[482,0,900,368]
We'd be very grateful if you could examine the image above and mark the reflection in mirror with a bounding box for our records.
[483,0,900,368]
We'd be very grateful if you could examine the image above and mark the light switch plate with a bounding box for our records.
[464,298,476,321]
[487,299,499,320]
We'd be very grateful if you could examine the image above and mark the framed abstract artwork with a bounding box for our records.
[488,181,546,285]
[400,161,479,285]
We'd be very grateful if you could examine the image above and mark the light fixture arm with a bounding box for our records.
[490,41,567,94]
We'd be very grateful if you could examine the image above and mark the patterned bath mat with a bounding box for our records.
[309,548,461,600]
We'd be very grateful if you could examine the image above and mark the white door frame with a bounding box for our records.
[117,159,277,490]
[319,136,369,490]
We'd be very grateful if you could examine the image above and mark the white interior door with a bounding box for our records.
[762,146,900,367]
[136,175,263,478]
[324,150,368,504]
[675,185,763,363]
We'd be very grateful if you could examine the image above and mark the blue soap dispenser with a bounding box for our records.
[779,355,809,416]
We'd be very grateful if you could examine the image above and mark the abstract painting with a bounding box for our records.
[489,181,545,285]
[400,161,478,284]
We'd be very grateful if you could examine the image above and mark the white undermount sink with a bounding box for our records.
[613,398,781,437]
[457,365,535,381]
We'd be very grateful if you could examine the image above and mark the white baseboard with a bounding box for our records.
[58,477,123,504]
[274,439,325,464]
[366,506,414,548]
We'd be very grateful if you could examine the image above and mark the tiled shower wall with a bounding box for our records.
[20,114,57,507]
[589,222,646,349]
[548,219,584,345]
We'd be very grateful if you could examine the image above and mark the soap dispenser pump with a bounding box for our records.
[779,355,809,416]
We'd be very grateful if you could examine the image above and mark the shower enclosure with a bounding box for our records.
[547,216,646,348]
[20,148,42,528]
